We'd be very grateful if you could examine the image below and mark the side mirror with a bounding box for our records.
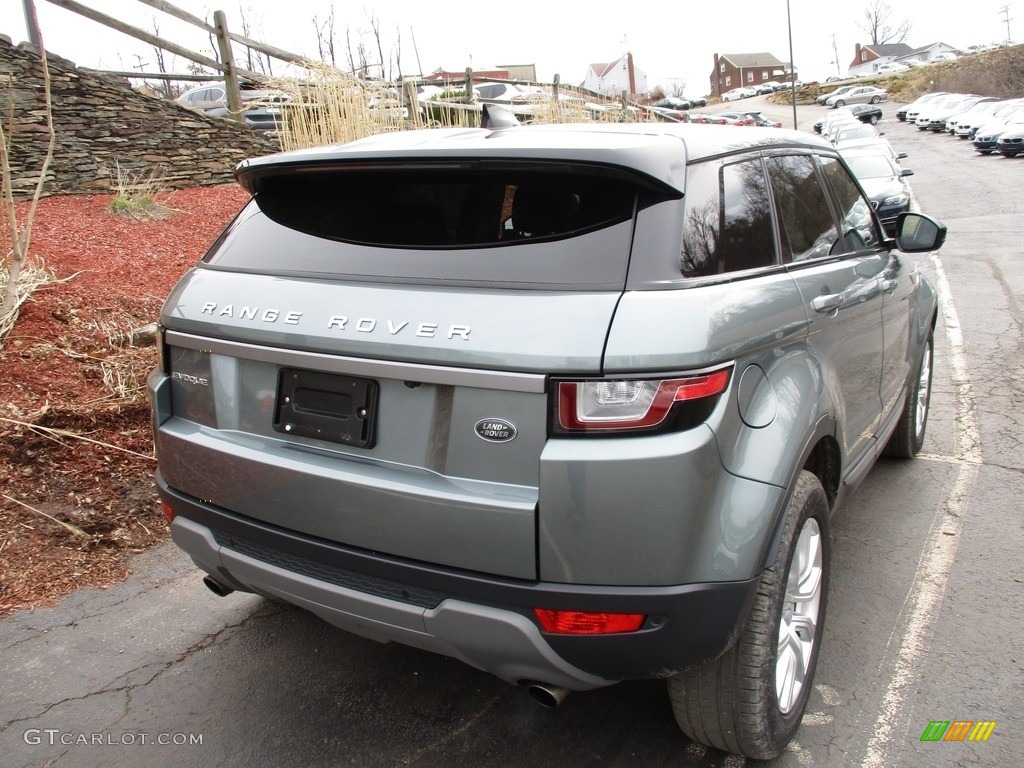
[897,152,908,159]
[900,168,915,177]
[895,212,947,252]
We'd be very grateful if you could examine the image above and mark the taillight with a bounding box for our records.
[534,608,646,635]
[162,501,175,522]
[552,367,731,435]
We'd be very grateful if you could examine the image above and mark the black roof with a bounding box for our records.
[237,123,835,195]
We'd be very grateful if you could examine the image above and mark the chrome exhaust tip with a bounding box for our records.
[202,575,235,597]
[526,682,571,708]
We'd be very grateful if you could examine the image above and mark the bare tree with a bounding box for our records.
[149,18,175,99]
[369,12,385,80]
[314,7,337,67]
[357,41,369,79]
[669,81,688,99]
[238,4,256,74]
[392,24,402,81]
[345,27,356,74]
[237,4,273,75]
[858,0,912,45]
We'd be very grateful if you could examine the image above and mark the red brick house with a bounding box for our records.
[709,52,793,97]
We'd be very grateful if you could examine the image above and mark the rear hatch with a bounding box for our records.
[155,133,683,580]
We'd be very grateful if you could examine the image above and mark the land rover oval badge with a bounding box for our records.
[475,418,517,443]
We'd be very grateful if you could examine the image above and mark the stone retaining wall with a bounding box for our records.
[0,36,280,198]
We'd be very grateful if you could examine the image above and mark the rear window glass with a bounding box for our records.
[251,168,637,248]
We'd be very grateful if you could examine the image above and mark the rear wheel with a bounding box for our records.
[870,95,881,104]
[869,114,880,124]
[669,471,830,759]
[835,99,845,108]
[885,331,934,458]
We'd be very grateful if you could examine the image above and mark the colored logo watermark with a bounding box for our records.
[920,721,997,742]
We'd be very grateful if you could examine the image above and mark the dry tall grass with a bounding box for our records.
[267,66,663,151]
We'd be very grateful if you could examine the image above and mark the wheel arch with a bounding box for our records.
[756,426,839,574]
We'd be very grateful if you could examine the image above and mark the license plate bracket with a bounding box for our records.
[274,368,378,448]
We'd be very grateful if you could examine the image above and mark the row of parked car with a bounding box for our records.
[810,102,913,235]
[720,80,802,101]
[897,91,1024,156]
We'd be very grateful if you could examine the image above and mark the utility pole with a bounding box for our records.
[999,5,1013,44]
[831,34,841,77]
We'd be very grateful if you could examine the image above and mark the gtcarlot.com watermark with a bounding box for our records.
[24,729,203,746]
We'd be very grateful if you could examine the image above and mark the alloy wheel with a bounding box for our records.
[776,518,824,715]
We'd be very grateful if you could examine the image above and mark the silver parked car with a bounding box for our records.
[150,117,946,760]
[176,82,287,133]
[826,85,887,108]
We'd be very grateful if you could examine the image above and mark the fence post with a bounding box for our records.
[213,10,244,124]
[465,68,474,102]
[552,74,559,102]
[402,79,422,128]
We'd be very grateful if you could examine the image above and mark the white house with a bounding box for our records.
[895,42,962,67]
[848,43,915,76]
[582,53,648,97]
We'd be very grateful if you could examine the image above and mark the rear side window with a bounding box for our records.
[251,167,637,248]
[765,155,838,262]
[681,158,777,277]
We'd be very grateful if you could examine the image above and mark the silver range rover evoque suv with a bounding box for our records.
[149,118,946,759]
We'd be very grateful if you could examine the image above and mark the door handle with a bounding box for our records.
[812,294,844,313]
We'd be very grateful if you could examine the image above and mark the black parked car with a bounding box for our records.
[840,148,913,236]
[974,121,1024,154]
[652,96,692,110]
[850,103,883,125]
[996,125,1024,156]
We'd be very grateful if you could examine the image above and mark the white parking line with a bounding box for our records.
[860,254,981,766]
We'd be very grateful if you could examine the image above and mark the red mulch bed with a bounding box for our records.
[0,185,250,615]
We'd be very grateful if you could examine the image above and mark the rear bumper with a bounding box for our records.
[160,474,760,688]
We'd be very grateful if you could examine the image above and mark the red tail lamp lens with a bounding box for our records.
[557,368,731,432]
[162,502,175,522]
[534,609,646,635]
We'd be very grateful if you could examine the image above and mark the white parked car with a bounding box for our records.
[721,87,755,102]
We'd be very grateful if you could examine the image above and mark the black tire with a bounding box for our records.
[870,95,881,104]
[885,331,934,458]
[834,99,845,108]
[668,471,830,760]
[870,114,879,124]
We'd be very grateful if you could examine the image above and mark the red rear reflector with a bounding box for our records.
[162,502,175,522]
[534,609,646,635]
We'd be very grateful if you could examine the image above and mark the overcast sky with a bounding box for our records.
[1,1,1015,95]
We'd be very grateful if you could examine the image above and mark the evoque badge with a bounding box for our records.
[475,418,517,443]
